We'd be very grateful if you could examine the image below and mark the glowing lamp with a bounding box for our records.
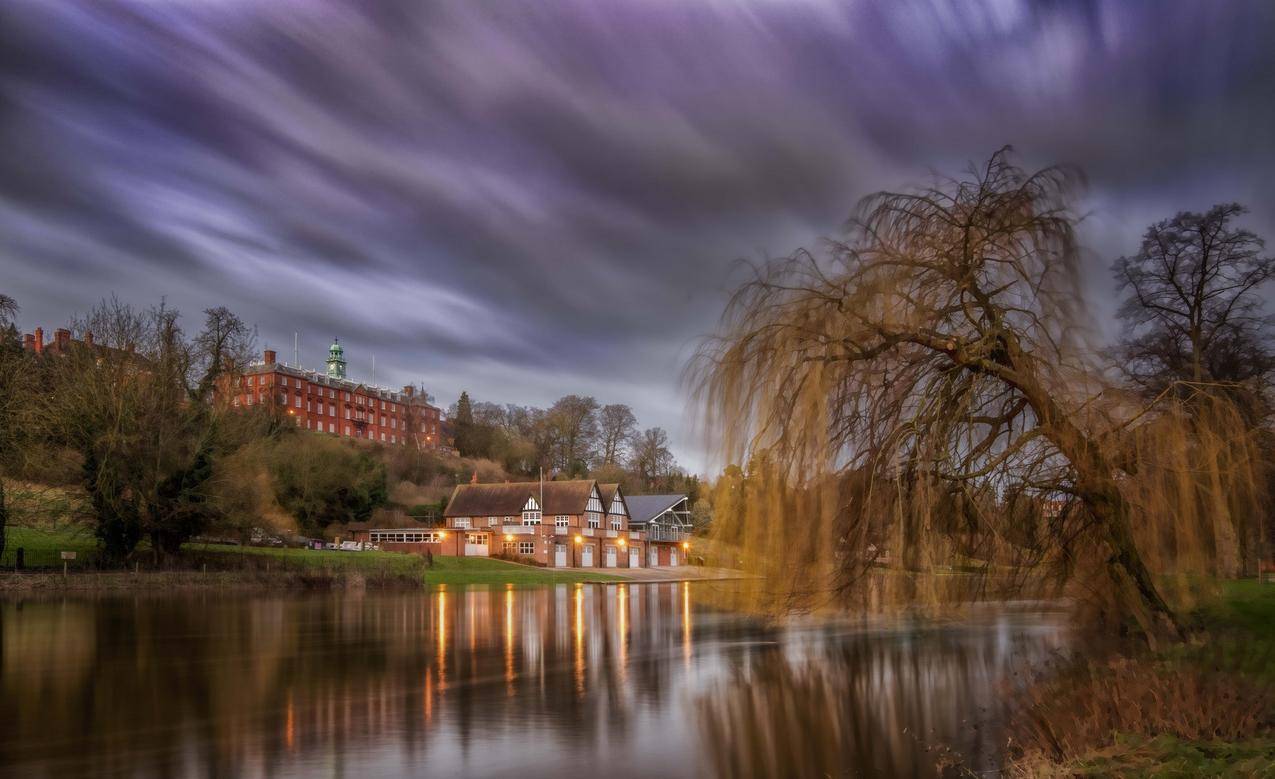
[618,538,626,547]
[504,534,513,541]
[681,541,690,550]
[574,535,583,544]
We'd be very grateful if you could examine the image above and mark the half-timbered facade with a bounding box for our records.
[439,480,686,568]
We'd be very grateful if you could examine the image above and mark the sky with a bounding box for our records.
[2,0,1274,472]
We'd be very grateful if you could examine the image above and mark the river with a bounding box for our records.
[0,583,1067,778]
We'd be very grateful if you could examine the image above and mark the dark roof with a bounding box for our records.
[444,480,598,517]
[599,483,620,512]
[626,494,688,524]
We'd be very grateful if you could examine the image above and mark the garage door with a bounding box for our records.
[669,549,678,567]
[629,549,640,568]
[581,545,594,567]
[555,544,567,567]
[604,545,617,567]
[649,549,660,567]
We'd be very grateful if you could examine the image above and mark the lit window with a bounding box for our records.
[556,515,569,528]
[488,517,499,526]
[521,511,541,526]
[454,517,471,529]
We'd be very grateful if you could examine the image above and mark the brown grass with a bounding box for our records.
[1008,647,1275,774]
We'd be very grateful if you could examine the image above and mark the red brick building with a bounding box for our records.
[434,479,691,568]
[232,340,447,451]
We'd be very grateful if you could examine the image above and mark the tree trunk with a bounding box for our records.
[1079,475,1184,647]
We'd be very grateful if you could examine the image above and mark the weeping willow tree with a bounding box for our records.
[693,149,1267,643]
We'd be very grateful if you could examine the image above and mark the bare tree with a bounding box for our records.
[1113,203,1275,402]
[597,403,638,466]
[631,427,675,487]
[546,395,599,475]
[695,149,1263,643]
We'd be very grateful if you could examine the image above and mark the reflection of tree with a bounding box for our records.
[697,615,1066,778]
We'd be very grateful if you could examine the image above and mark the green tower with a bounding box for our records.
[326,338,347,379]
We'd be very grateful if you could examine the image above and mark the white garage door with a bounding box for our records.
[649,549,660,567]
[581,545,594,568]
[669,549,678,567]
[604,546,617,568]
[629,549,640,568]
[555,544,567,567]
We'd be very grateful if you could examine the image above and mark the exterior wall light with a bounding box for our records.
[504,534,513,541]
[618,538,626,547]
[574,535,583,544]
[681,541,690,550]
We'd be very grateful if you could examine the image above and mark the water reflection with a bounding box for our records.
[0,586,1064,778]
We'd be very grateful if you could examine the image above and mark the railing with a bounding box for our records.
[583,527,596,537]
[553,526,568,535]
[502,525,537,535]
[605,529,618,538]
[645,525,690,543]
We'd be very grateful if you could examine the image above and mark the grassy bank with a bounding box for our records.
[1011,580,1275,777]
[1,525,625,589]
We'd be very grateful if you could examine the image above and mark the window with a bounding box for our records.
[306,400,312,412]
[344,425,351,436]
[587,512,601,529]
[518,541,535,556]
[248,376,255,386]
[328,389,335,399]
[555,515,569,528]
[488,516,500,527]
[521,510,541,526]
[281,377,288,387]
[328,404,335,416]
[391,435,396,444]
[503,541,516,554]
[454,517,471,529]
[328,422,335,433]
[294,396,301,408]
[246,395,253,406]
[371,530,442,544]
[610,516,622,531]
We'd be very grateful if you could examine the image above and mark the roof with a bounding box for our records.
[444,480,598,517]
[599,483,620,512]
[626,494,688,524]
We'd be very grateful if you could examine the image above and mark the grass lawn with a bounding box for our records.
[2,524,99,568]
[2,524,623,585]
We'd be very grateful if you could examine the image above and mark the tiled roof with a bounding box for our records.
[444,480,597,517]
[626,494,688,525]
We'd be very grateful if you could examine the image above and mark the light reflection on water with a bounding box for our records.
[0,583,1066,778]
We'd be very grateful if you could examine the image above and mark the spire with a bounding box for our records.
[326,337,346,379]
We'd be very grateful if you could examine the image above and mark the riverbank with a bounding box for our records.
[1009,579,1275,776]
[2,525,746,592]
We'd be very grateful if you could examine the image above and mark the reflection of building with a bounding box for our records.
[231,343,448,451]
[434,480,690,568]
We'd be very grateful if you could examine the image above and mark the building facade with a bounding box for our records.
[436,480,690,568]
[231,342,447,451]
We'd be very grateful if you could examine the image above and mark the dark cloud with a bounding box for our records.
[2,0,1273,470]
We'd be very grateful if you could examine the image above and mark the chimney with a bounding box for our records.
[55,328,71,349]
[22,333,34,351]
[402,384,414,397]
[263,349,277,365]
[33,327,43,355]
[84,331,94,348]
